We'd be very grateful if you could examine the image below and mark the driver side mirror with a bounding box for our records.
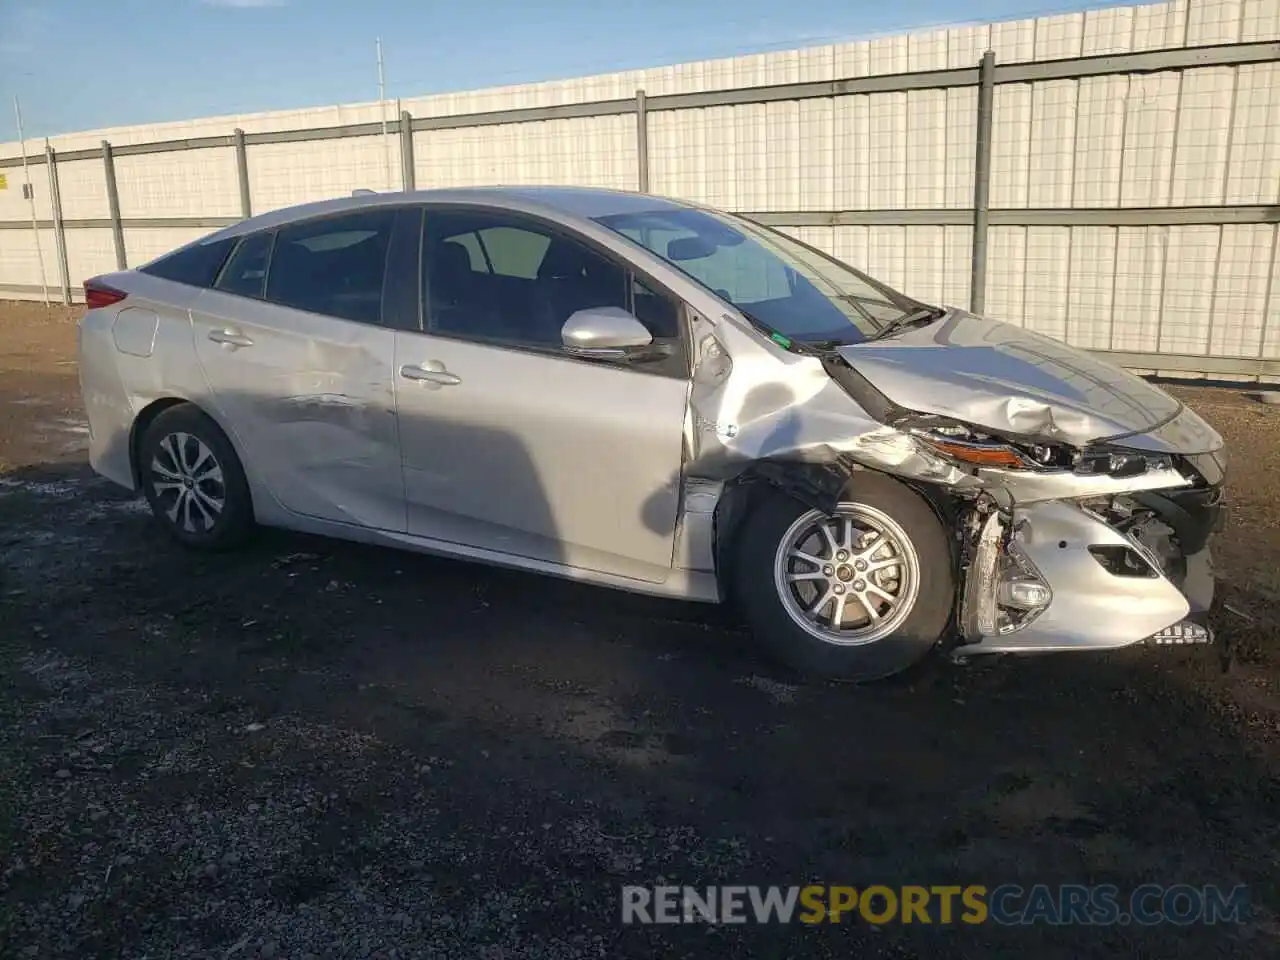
[561,307,655,361]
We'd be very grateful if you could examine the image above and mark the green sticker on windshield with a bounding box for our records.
[770,332,793,349]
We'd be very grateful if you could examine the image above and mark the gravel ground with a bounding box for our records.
[2,300,1280,959]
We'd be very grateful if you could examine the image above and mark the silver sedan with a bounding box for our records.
[77,186,1226,681]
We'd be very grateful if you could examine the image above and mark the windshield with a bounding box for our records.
[593,206,932,345]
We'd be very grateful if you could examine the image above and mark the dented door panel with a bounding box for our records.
[191,289,406,532]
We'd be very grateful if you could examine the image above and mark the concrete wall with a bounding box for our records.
[2,0,1278,378]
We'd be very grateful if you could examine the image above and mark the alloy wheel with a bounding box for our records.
[149,431,226,534]
[772,502,921,646]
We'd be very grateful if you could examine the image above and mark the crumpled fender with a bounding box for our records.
[681,310,980,493]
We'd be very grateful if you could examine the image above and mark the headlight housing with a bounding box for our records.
[899,415,1075,472]
[1074,447,1175,478]
[896,413,1178,478]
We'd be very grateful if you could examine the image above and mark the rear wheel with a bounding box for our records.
[137,404,254,551]
[733,475,954,682]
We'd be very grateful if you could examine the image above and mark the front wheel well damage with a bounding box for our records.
[711,459,963,603]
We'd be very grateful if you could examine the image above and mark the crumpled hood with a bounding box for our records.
[836,310,1213,448]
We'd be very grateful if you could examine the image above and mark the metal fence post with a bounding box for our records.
[635,89,649,193]
[102,140,127,271]
[400,111,416,192]
[969,50,995,315]
[233,128,252,219]
[44,143,71,304]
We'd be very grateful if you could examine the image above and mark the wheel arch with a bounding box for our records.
[129,397,191,487]
[129,397,252,501]
[712,458,961,601]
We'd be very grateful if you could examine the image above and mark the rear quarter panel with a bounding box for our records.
[79,272,224,490]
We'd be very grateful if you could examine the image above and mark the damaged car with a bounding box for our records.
[77,186,1226,681]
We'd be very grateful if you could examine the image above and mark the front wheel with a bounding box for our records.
[733,475,954,682]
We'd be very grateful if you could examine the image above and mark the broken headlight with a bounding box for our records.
[1074,447,1175,478]
[899,415,1075,472]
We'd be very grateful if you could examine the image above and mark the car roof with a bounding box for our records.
[204,186,693,243]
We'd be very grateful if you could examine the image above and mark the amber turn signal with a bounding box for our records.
[923,439,1030,469]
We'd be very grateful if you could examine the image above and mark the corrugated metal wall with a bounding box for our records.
[2,0,1279,378]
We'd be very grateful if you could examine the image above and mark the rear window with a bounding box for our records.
[215,233,275,299]
[139,237,236,288]
[264,210,396,325]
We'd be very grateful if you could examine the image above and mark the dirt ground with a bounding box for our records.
[2,299,1279,959]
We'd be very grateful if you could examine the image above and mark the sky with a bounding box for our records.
[0,0,1125,139]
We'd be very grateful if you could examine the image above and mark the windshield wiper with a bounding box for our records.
[870,306,946,341]
[829,294,880,327]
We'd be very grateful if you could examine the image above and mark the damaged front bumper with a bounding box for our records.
[953,483,1224,659]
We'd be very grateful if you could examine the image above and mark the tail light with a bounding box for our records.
[84,278,128,310]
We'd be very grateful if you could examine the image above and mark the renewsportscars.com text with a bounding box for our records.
[621,883,1249,926]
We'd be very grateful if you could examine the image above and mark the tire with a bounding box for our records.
[732,474,954,682]
[137,403,254,551]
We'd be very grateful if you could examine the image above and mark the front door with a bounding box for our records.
[190,208,408,532]
[393,206,690,583]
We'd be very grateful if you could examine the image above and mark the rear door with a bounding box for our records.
[190,207,412,532]
[392,205,691,583]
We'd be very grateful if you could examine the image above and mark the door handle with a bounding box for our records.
[208,329,254,348]
[399,363,461,386]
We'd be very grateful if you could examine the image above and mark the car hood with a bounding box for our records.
[835,310,1219,451]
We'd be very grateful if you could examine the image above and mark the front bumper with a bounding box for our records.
[953,496,1220,658]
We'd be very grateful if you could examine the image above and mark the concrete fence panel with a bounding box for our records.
[1,0,1278,381]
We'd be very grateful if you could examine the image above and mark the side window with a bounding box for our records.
[448,233,488,272]
[423,210,627,350]
[141,237,236,288]
[477,226,551,279]
[264,210,396,324]
[214,233,274,299]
